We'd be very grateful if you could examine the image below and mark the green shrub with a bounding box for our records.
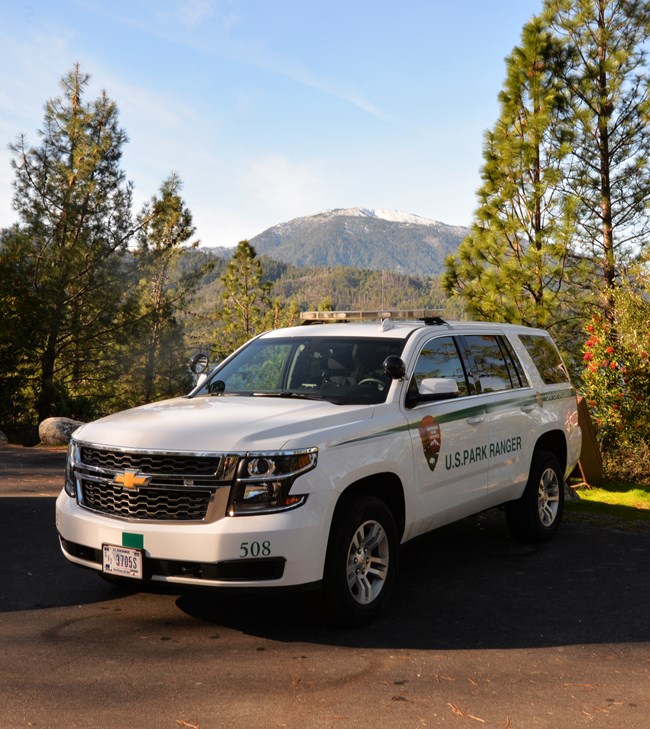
[581,289,650,453]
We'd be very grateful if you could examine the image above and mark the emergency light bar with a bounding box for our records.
[300,309,446,323]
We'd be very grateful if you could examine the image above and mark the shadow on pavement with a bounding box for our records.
[0,497,121,611]
[176,512,650,650]
[2,496,649,650]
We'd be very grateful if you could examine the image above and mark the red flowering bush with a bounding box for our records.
[582,296,650,453]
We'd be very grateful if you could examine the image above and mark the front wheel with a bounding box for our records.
[322,495,399,626]
[505,450,564,542]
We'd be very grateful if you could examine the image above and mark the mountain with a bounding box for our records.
[248,207,469,276]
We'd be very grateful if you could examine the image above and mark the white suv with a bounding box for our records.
[56,311,582,625]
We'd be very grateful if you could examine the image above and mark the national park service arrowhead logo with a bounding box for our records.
[418,415,441,472]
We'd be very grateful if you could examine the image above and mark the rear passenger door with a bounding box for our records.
[460,334,534,498]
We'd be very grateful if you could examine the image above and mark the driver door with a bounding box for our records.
[404,334,489,537]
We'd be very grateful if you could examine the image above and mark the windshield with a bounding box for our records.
[194,336,406,405]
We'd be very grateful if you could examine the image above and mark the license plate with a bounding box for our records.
[102,544,143,579]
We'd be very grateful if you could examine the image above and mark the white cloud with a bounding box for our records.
[174,0,216,27]
[171,153,333,247]
[241,154,325,218]
[0,29,78,228]
[76,2,396,126]
[0,32,71,123]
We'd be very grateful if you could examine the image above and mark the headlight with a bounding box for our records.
[229,448,317,515]
[64,440,77,498]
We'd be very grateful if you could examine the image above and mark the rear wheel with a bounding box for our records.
[506,450,564,542]
[322,495,399,626]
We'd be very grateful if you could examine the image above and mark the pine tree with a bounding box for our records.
[215,241,271,355]
[5,65,134,422]
[443,18,577,331]
[133,173,207,402]
[544,0,650,314]
[0,227,43,428]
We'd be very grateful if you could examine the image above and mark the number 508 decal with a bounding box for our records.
[239,541,272,558]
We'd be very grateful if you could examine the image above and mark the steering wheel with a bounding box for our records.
[357,377,386,391]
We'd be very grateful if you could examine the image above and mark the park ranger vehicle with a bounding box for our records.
[56,310,582,625]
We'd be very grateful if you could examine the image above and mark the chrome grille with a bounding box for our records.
[81,480,211,520]
[75,445,236,522]
[80,447,222,476]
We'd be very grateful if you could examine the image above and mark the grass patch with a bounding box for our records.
[566,480,650,525]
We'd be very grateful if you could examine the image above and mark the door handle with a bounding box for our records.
[466,416,484,425]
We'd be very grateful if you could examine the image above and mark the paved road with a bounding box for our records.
[0,444,649,728]
[0,443,66,496]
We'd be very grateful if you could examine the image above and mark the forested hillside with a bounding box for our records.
[249,207,468,275]
[176,249,466,356]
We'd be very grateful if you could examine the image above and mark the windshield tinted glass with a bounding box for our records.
[196,336,406,404]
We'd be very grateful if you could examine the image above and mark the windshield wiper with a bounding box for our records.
[252,390,326,401]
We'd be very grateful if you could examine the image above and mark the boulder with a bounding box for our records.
[38,417,84,446]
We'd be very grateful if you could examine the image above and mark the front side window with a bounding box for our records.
[411,336,471,398]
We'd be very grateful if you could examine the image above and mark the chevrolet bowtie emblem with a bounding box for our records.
[114,469,150,490]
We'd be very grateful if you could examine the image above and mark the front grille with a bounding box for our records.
[80,447,222,476]
[81,480,212,520]
[74,445,235,522]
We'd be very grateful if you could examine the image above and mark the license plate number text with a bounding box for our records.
[102,544,143,579]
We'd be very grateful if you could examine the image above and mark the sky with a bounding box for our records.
[0,0,544,248]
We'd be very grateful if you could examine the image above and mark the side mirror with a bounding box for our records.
[405,377,459,408]
[418,377,459,401]
[383,356,406,380]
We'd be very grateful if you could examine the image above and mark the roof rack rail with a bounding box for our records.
[300,309,447,325]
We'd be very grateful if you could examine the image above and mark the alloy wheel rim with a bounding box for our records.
[346,519,389,605]
[538,467,560,527]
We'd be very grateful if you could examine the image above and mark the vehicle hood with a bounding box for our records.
[72,395,375,452]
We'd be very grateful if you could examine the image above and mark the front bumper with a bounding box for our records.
[55,489,333,588]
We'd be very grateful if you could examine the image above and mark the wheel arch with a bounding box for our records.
[533,429,568,475]
[334,473,406,541]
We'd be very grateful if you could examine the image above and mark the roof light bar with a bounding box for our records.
[300,309,445,322]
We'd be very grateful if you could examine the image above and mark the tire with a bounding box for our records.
[506,450,564,543]
[322,495,399,627]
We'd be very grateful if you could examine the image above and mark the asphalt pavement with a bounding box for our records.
[0,443,66,496]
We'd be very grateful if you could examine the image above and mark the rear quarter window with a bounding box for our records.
[519,334,569,384]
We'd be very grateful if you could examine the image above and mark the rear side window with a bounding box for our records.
[519,334,569,384]
[462,335,525,393]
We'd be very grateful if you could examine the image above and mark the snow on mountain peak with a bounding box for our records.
[317,207,440,227]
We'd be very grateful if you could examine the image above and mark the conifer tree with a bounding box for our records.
[133,173,205,402]
[543,0,650,315]
[4,65,134,422]
[443,18,577,331]
[215,241,271,355]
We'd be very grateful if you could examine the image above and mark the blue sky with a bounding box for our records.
[0,0,542,247]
